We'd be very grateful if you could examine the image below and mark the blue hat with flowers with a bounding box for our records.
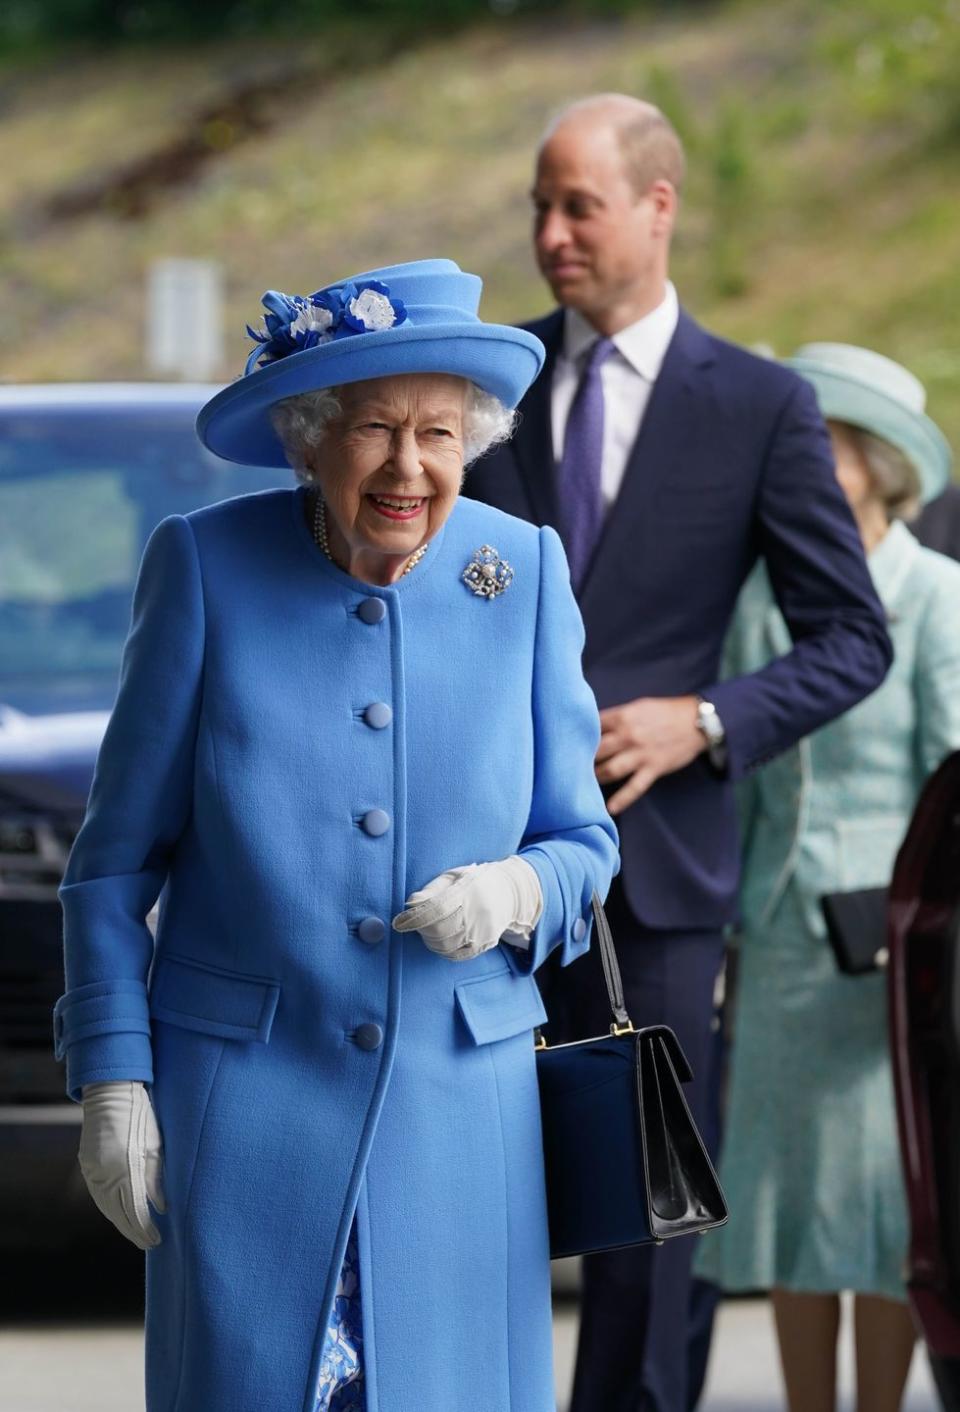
[197,258,545,468]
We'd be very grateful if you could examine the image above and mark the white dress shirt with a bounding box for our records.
[551,282,680,508]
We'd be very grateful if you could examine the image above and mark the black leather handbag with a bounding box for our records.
[535,893,728,1260]
[820,887,890,975]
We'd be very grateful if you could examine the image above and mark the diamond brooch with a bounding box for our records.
[462,544,514,600]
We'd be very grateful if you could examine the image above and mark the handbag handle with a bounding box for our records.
[536,891,634,1049]
[591,890,635,1034]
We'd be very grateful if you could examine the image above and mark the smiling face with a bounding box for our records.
[532,112,676,333]
[306,372,467,584]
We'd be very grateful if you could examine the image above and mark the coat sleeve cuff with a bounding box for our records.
[700,679,754,781]
[514,849,595,973]
[53,980,154,1102]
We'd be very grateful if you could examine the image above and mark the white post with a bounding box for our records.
[147,258,224,381]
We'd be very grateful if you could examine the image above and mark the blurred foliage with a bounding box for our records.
[0,0,700,50]
[706,101,753,298]
[818,0,960,145]
[0,0,957,454]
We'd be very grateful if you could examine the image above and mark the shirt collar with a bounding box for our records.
[562,282,680,381]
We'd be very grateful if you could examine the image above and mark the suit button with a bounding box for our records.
[355,1022,383,1051]
[363,702,392,730]
[361,809,390,837]
[573,917,587,942]
[357,597,386,624]
[358,916,386,945]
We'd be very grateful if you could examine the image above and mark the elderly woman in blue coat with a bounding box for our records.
[698,344,960,1412]
[53,258,619,1412]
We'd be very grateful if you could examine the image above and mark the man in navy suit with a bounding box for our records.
[465,94,892,1412]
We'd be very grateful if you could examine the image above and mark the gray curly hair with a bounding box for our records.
[271,381,517,482]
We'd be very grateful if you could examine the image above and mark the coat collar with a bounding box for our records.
[867,518,920,618]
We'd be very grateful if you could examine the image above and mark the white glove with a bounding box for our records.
[393,856,543,962]
[78,1080,166,1250]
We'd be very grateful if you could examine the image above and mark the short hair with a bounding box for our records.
[270,381,517,481]
[840,422,922,521]
[616,110,686,197]
[542,96,686,197]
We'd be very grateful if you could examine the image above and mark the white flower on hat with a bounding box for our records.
[288,301,335,342]
[347,287,398,332]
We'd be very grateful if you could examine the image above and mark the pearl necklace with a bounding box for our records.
[311,492,428,578]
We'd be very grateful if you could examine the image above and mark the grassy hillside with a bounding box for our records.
[2,0,959,449]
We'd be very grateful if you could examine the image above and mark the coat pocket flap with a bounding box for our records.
[454,965,547,1046]
[149,954,281,1043]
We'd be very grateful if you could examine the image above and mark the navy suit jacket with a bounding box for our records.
[914,483,960,562]
[465,308,893,929]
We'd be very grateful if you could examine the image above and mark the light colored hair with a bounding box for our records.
[271,381,516,482]
[841,422,922,521]
[616,110,686,197]
[542,95,686,197]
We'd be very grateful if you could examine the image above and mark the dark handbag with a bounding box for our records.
[535,893,728,1259]
[820,887,890,975]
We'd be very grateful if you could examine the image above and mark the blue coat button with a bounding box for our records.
[358,916,386,945]
[573,917,588,942]
[357,598,386,624]
[361,809,391,837]
[355,1022,383,1051]
[363,702,392,730]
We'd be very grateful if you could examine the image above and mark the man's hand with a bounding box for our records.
[596,695,705,814]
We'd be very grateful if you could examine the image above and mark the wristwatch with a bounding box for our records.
[695,696,727,771]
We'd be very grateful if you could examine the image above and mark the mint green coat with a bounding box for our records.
[698,520,960,1298]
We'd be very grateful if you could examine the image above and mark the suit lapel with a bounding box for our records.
[578,310,716,617]
[511,311,564,532]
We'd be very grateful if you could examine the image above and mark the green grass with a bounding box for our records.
[2,0,958,452]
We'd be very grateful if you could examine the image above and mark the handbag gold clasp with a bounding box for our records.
[534,1028,548,1051]
[610,1020,637,1037]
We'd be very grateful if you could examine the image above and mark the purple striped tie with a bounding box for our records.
[557,336,615,590]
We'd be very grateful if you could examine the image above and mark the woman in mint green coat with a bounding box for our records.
[698,344,960,1412]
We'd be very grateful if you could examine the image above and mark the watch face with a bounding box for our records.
[697,701,724,744]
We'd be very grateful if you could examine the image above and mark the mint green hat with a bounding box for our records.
[786,342,952,505]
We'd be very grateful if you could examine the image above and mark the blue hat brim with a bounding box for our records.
[787,358,953,506]
[198,322,545,468]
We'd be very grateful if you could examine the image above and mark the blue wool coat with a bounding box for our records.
[54,488,619,1412]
